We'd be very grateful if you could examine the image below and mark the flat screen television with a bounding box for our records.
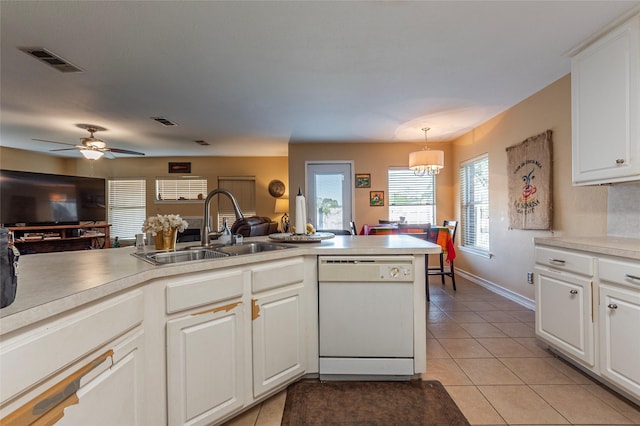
[0,170,106,227]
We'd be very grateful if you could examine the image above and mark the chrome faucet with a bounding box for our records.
[201,189,244,246]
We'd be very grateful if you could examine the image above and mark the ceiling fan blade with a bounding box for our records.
[50,147,80,152]
[104,151,117,159]
[32,138,76,146]
[107,147,145,156]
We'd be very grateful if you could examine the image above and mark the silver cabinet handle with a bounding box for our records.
[608,303,618,309]
[625,274,640,281]
[616,159,625,165]
[548,258,566,264]
[569,289,578,295]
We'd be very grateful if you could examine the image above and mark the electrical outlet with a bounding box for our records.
[527,272,534,284]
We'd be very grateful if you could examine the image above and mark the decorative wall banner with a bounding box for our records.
[506,130,553,230]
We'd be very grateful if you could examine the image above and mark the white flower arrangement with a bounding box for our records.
[142,214,189,235]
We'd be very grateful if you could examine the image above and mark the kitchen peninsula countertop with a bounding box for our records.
[1,235,440,334]
[534,236,640,260]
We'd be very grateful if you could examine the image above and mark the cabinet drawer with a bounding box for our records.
[0,290,143,403]
[166,269,244,314]
[535,246,594,276]
[252,257,304,293]
[599,257,640,289]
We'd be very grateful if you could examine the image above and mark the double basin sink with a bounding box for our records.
[133,241,294,265]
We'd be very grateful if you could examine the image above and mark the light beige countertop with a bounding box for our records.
[534,236,640,260]
[1,235,440,334]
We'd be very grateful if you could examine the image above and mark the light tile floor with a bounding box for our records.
[224,276,640,425]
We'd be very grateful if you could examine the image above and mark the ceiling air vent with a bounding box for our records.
[19,47,82,73]
[194,140,210,146]
[151,117,177,126]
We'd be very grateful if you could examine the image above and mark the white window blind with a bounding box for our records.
[217,177,256,230]
[387,168,436,224]
[108,179,146,240]
[460,154,489,252]
[156,177,207,201]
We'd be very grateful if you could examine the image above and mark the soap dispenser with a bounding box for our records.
[219,219,232,244]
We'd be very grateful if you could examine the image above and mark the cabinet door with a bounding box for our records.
[599,284,640,399]
[535,268,595,367]
[252,285,305,399]
[166,303,244,426]
[57,330,145,426]
[572,15,640,185]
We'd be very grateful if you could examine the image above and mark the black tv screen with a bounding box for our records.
[0,170,106,227]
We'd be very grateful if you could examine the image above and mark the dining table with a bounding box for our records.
[360,224,456,263]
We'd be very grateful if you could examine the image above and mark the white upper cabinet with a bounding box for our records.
[572,14,640,185]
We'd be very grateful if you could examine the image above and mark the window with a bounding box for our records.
[108,179,146,240]
[156,177,207,201]
[387,168,435,224]
[307,162,353,230]
[217,177,256,229]
[459,154,489,253]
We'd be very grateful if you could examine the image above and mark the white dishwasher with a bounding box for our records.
[318,255,415,380]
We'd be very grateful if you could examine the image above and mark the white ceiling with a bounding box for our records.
[1,1,639,159]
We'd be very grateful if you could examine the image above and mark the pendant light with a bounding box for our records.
[409,127,444,176]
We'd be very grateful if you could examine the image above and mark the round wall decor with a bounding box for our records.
[268,179,286,198]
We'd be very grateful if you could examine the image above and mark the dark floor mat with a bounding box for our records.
[281,379,470,426]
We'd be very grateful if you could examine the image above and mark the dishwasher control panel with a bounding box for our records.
[318,256,414,282]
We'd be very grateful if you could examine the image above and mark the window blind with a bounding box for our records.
[459,154,489,252]
[217,177,256,229]
[156,177,207,201]
[387,168,435,224]
[108,179,146,240]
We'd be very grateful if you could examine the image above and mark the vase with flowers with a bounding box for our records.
[142,214,189,250]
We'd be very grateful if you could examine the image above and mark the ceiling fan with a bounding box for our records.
[33,124,145,159]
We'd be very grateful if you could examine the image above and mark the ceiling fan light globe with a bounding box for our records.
[80,149,104,160]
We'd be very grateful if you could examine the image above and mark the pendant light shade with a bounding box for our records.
[408,127,444,176]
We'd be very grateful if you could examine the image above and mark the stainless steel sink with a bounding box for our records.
[132,241,294,265]
[132,247,230,265]
[213,241,293,256]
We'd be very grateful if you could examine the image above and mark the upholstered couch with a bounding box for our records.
[231,216,278,237]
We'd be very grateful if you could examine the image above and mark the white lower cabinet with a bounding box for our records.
[535,268,595,367]
[252,285,305,398]
[166,302,244,426]
[164,257,308,426]
[598,257,640,399]
[57,329,145,426]
[251,257,306,398]
[535,243,640,404]
[0,290,145,425]
[164,268,246,426]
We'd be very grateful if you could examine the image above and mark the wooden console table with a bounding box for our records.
[8,224,111,254]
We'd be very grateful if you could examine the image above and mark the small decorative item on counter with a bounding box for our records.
[294,188,307,235]
[142,214,189,250]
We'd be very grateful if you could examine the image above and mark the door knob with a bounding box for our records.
[608,303,618,309]
[569,289,578,295]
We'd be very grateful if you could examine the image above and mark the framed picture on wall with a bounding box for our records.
[370,191,384,206]
[355,173,371,188]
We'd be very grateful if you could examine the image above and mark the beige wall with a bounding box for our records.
[288,142,456,231]
[1,148,288,224]
[450,74,608,300]
[4,74,632,303]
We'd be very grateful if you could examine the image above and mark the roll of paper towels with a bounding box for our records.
[295,187,306,234]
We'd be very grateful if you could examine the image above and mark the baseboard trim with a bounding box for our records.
[454,269,536,311]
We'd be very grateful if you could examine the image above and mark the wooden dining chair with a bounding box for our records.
[348,221,357,236]
[398,223,432,301]
[368,227,393,235]
[427,220,458,291]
